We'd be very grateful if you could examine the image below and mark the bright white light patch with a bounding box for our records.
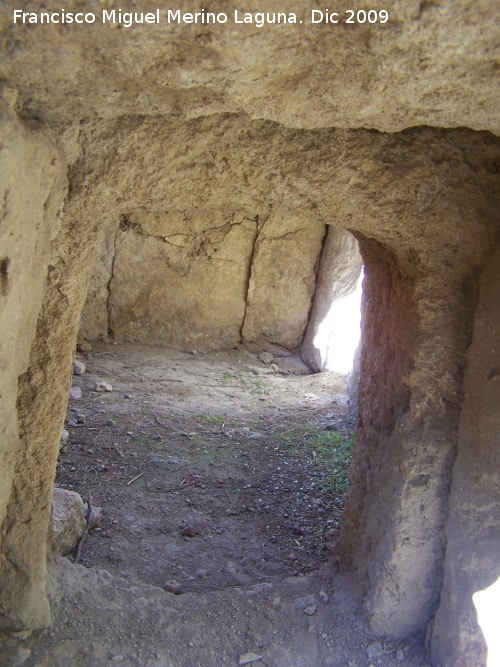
[473,575,500,666]
[313,268,363,374]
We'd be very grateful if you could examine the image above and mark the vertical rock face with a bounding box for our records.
[336,211,498,639]
[431,244,500,667]
[108,210,259,350]
[335,237,429,636]
[0,94,67,629]
[78,218,117,344]
[81,209,325,352]
[240,213,326,350]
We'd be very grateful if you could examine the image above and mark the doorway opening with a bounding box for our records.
[301,228,364,412]
[44,215,429,665]
[311,267,363,375]
[60,221,367,587]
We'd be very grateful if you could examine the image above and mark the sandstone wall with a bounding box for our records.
[0,93,67,628]
[431,244,500,666]
[242,212,326,350]
[337,236,438,635]
[0,93,499,661]
[78,216,117,343]
[69,116,500,644]
[80,209,326,352]
[109,209,258,350]
[1,0,500,653]
[1,1,498,135]
[335,208,498,640]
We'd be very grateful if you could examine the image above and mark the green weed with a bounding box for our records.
[277,424,354,495]
[250,379,270,396]
[222,371,243,381]
[196,414,226,424]
[221,371,270,396]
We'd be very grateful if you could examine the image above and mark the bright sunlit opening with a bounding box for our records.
[473,575,500,666]
[312,267,364,374]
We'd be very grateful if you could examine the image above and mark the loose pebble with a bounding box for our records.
[304,604,317,616]
[163,581,183,594]
[94,381,113,392]
[16,647,31,664]
[84,504,103,529]
[73,359,86,375]
[239,652,263,665]
[258,352,274,364]
[69,386,82,400]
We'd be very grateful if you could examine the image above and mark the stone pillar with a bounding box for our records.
[3,187,104,631]
[241,213,326,350]
[0,97,67,629]
[431,244,500,667]
[335,233,472,638]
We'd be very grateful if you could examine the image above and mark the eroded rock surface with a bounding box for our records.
[431,244,500,667]
[109,210,259,350]
[1,0,499,134]
[242,213,325,350]
[0,94,67,630]
[0,2,499,664]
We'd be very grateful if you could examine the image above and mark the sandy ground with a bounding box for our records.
[0,343,431,667]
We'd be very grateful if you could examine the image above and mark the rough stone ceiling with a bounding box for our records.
[1,0,499,133]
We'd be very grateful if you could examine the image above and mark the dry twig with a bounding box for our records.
[153,414,169,429]
[148,462,188,488]
[127,472,144,486]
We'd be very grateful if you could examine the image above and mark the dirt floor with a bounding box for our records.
[0,343,431,667]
